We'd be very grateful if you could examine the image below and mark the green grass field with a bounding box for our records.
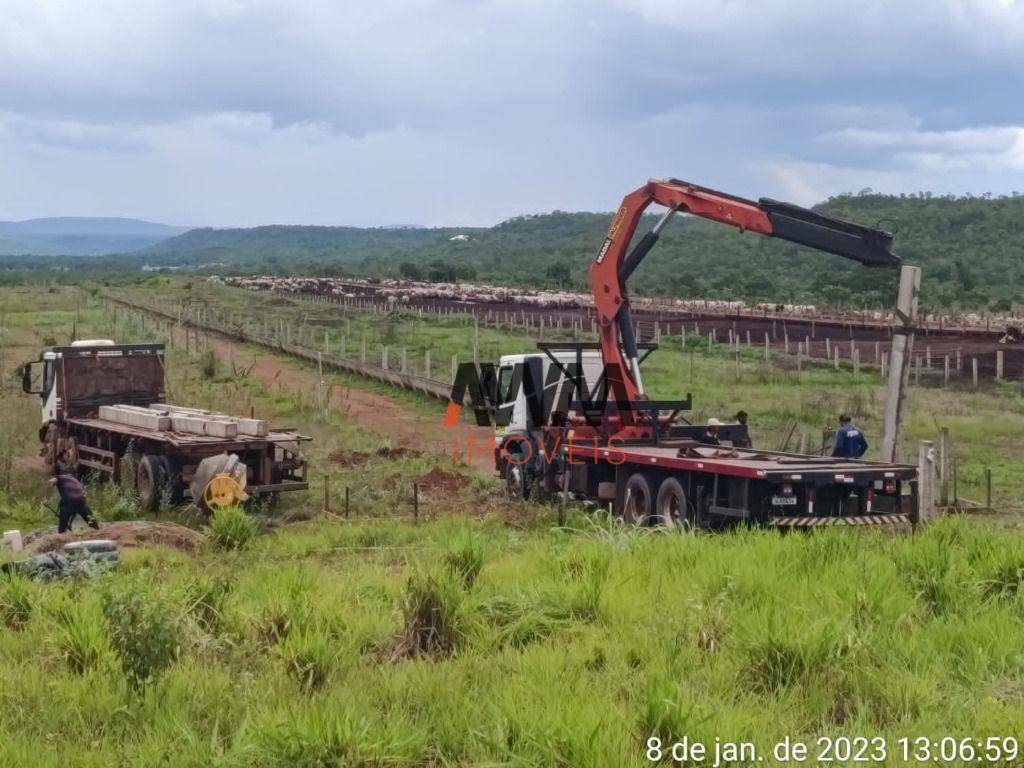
[3,282,1024,766]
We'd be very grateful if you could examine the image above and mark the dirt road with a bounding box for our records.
[200,334,495,470]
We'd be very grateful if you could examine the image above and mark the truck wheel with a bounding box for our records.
[656,477,694,531]
[622,472,655,525]
[136,455,169,510]
[506,463,531,501]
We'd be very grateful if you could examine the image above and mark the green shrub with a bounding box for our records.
[102,580,179,690]
[51,600,108,673]
[391,572,466,661]
[560,544,611,620]
[0,574,33,630]
[443,530,484,589]
[205,505,259,550]
[198,349,217,379]
[478,592,566,649]
[279,623,338,693]
[184,574,233,634]
[739,613,849,693]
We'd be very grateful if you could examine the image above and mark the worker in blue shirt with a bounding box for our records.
[832,414,868,459]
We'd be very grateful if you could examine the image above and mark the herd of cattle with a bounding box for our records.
[215,276,822,315]
[213,275,1020,332]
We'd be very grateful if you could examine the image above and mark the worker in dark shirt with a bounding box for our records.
[733,410,752,448]
[832,414,868,459]
[700,417,722,446]
[50,472,100,533]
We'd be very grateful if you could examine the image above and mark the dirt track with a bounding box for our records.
[199,333,494,470]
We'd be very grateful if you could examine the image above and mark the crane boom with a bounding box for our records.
[588,178,900,403]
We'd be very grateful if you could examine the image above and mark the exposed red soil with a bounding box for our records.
[197,332,493,470]
[28,521,207,554]
[415,467,470,493]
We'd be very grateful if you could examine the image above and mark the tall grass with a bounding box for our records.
[205,505,259,550]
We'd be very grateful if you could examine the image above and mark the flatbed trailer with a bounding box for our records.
[64,416,309,501]
[557,435,917,528]
[22,341,309,509]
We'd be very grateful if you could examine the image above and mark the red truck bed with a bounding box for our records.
[566,439,916,481]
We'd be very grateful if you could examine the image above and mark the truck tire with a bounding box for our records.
[506,462,531,502]
[655,477,695,531]
[622,472,656,525]
[136,454,169,510]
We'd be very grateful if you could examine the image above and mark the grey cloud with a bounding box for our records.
[1,1,1023,223]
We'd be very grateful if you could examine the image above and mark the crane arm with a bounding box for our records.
[588,178,900,402]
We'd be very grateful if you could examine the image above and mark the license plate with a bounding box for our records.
[772,495,798,506]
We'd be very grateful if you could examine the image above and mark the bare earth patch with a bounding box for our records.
[28,521,207,554]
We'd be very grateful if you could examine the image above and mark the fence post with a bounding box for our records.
[996,350,1004,381]
[425,349,431,380]
[833,347,839,370]
[825,337,831,358]
[939,427,949,507]
[972,357,978,388]
[764,332,769,361]
[853,348,860,376]
[917,440,935,525]
[382,346,389,371]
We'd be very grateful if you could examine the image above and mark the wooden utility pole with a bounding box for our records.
[882,265,921,462]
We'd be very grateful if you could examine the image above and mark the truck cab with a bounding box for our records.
[23,340,124,424]
[22,341,165,426]
[494,349,605,435]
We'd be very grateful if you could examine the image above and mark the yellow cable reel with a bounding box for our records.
[203,473,249,509]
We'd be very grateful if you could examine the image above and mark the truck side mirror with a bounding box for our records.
[21,361,44,395]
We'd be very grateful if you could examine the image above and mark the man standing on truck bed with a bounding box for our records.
[832,414,868,459]
[49,472,100,533]
[700,418,722,446]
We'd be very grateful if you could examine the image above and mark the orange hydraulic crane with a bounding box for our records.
[587,178,900,415]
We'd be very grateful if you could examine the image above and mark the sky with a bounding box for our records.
[1,0,1023,227]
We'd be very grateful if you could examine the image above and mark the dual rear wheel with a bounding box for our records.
[622,473,695,531]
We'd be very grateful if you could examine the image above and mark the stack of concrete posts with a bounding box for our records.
[148,403,268,438]
[97,403,268,439]
[98,405,171,431]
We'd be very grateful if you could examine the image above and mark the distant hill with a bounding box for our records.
[0,217,189,256]
[134,194,1024,311]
